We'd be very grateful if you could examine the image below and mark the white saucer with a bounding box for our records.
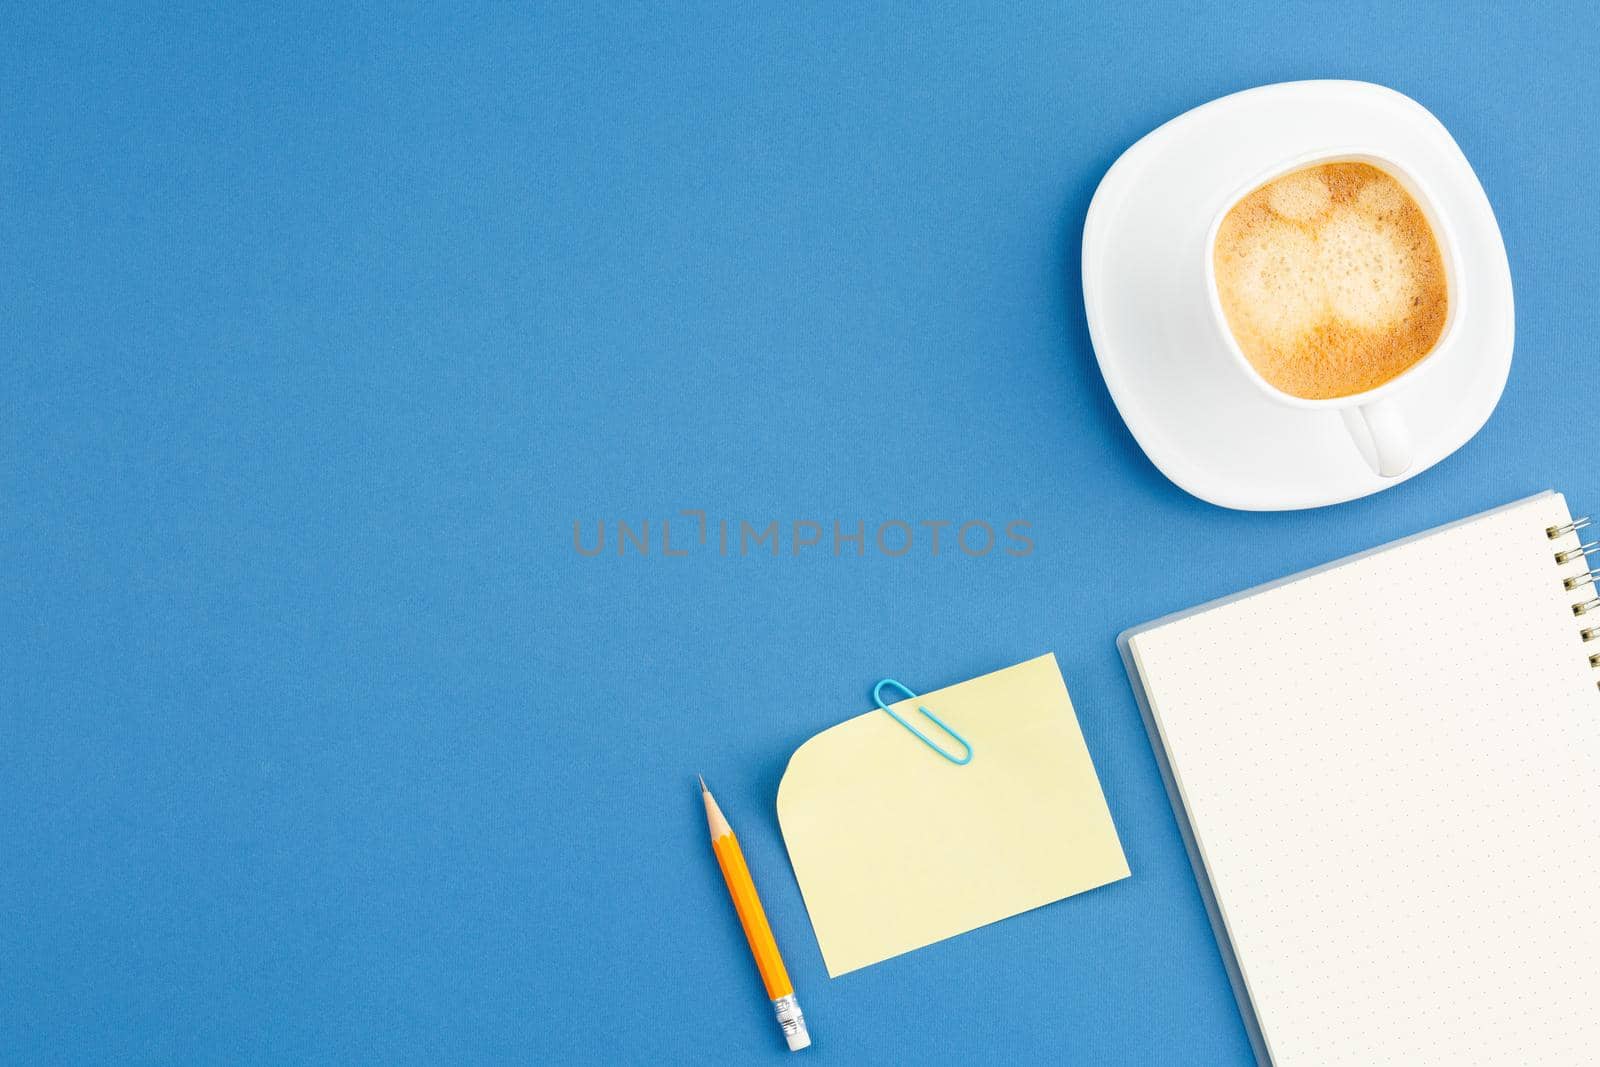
[1082,80,1513,511]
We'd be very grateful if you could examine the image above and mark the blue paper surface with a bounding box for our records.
[6,3,1598,1063]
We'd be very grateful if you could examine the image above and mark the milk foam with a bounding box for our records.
[1213,162,1449,400]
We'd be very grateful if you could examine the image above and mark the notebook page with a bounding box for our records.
[1128,493,1600,1066]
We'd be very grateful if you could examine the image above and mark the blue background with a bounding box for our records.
[6,3,1598,1064]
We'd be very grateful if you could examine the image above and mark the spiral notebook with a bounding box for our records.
[1120,491,1600,1066]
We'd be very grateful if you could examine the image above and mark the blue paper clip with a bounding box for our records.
[871,679,973,765]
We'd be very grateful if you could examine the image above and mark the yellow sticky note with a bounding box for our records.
[776,653,1129,976]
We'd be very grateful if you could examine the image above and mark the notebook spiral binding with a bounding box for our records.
[1547,516,1600,689]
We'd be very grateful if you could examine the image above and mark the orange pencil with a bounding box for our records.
[700,776,811,1052]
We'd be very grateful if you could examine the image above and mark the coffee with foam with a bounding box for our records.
[1212,162,1449,400]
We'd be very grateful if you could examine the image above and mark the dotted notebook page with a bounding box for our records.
[1130,493,1600,1066]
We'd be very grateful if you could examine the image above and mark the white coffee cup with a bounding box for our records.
[1202,149,1463,478]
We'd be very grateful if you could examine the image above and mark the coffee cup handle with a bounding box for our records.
[1346,396,1412,478]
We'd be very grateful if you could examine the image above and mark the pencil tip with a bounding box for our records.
[697,773,707,793]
